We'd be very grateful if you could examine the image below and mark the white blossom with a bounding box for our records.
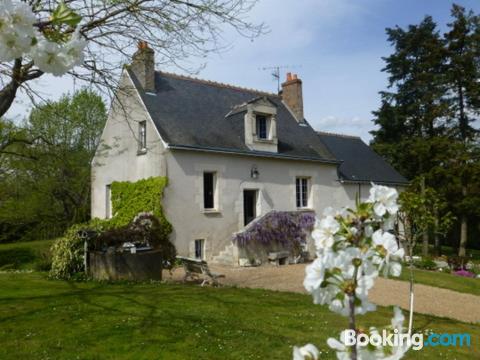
[312,216,340,250]
[367,184,399,217]
[391,306,404,331]
[0,1,86,75]
[293,344,319,360]
[304,257,328,293]
[372,230,404,277]
[327,330,350,360]
[302,185,407,359]
[30,40,70,76]
[0,0,36,62]
[30,32,86,77]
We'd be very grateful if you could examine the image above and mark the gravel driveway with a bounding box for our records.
[166,263,480,324]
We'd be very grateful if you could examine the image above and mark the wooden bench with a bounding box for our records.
[176,256,225,286]
[268,251,290,266]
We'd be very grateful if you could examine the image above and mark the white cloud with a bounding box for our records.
[313,115,376,142]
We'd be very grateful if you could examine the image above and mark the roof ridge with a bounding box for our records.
[157,71,279,97]
[316,131,361,140]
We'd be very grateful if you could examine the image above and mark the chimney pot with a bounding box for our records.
[280,72,304,122]
[131,40,155,92]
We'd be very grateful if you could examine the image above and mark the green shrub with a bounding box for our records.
[414,257,437,271]
[33,250,53,272]
[50,222,107,279]
[50,177,172,279]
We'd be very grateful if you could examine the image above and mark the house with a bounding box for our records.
[91,42,407,265]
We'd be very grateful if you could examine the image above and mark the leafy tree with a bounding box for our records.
[443,5,480,256]
[372,5,480,257]
[0,89,106,242]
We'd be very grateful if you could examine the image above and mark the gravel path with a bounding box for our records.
[166,263,480,324]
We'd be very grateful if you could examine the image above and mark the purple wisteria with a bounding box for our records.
[233,210,315,251]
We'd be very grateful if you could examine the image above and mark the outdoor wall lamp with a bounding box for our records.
[251,165,259,179]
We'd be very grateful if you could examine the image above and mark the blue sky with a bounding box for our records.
[8,0,480,142]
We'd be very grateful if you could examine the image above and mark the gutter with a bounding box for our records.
[338,178,410,186]
[167,144,341,165]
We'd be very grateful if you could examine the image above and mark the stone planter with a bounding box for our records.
[88,249,163,281]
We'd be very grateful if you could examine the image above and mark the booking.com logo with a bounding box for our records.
[343,330,471,350]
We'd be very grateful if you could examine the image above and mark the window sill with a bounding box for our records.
[296,207,314,212]
[137,149,147,156]
[203,209,221,214]
[254,138,275,144]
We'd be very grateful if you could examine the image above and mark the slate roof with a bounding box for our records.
[316,132,409,185]
[127,69,338,163]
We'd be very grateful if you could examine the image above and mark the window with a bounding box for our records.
[105,184,112,219]
[256,115,268,139]
[203,172,215,209]
[296,177,309,208]
[195,239,205,259]
[138,121,147,152]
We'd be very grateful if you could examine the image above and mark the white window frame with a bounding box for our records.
[194,239,205,260]
[203,171,217,210]
[255,114,269,140]
[296,177,310,209]
[138,120,147,153]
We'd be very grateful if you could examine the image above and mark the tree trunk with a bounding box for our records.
[458,185,468,257]
[0,81,20,118]
[420,177,429,256]
[433,206,441,256]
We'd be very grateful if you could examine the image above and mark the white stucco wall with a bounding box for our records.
[91,71,167,219]
[162,150,351,260]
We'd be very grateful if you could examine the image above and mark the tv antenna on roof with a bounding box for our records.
[259,65,302,92]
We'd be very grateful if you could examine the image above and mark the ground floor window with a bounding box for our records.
[296,177,309,208]
[195,239,205,260]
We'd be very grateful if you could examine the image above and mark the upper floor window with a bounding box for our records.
[296,177,309,208]
[203,172,216,209]
[105,184,112,219]
[256,115,268,139]
[138,121,147,153]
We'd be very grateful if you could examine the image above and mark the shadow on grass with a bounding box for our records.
[0,248,36,269]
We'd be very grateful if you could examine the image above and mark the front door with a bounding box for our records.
[243,190,257,226]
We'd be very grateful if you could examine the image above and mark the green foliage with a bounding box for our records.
[413,257,437,271]
[0,89,107,243]
[50,177,172,279]
[399,181,455,237]
[109,177,172,240]
[0,248,35,270]
[50,221,108,279]
[51,3,82,28]
[371,5,480,253]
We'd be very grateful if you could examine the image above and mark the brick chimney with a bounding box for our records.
[280,72,304,122]
[131,41,155,93]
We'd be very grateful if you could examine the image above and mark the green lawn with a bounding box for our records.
[398,268,480,297]
[0,239,54,270]
[0,272,478,359]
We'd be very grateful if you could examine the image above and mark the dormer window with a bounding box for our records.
[256,115,268,139]
[240,96,278,153]
[138,121,147,154]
